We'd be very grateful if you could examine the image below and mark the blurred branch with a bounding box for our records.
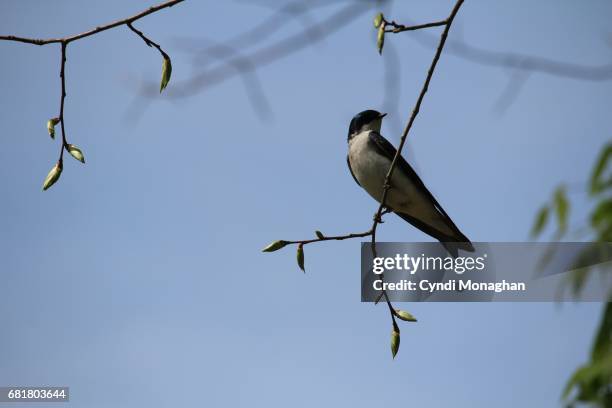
[191,0,333,57]
[164,0,350,118]
[492,69,531,114]
[135,1,376,100]
[0,0,183,189]
[122,0,382,125]
[403,25,612,112]
[172,0,611,118]
[129,1,611,118]
[381,41,403,137]
[443,39,612,81]
[390,13,612,81]
[264,0,465,358]
[178,39,275,120]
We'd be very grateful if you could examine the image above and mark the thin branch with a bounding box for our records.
[58,42,68,164]
[281,208,393,247]
[285,229,373,246]
[384,19,447,33]
[0,0,184,46]
[127,22,170,60]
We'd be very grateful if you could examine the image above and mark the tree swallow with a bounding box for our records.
[347,109,474,256]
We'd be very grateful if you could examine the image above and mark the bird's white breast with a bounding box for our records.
[348,131,391,202]
[348,131,451,234]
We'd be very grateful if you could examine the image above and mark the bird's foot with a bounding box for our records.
[373,208,390,224]
[381,207,393,216]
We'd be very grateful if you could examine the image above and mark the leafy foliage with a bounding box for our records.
[531,206,550,237]
[590,143,612,195]
[532,142,612,407]
[563,303,612,407]
[554,186,570,234]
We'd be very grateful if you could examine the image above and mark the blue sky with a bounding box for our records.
[0,0,610,407]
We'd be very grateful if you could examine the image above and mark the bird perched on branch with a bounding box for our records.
[346,109,473,256]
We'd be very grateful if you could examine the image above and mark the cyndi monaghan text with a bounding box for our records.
[373,279,526,293]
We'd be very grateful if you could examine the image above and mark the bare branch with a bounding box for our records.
[0,0,184,46]
[127,22,170,60]
[285,229,373,246]
[57,42,68,165]
[0,0,183,190]
[384,19,447,33]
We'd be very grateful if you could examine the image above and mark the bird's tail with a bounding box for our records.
[394,211,474,257]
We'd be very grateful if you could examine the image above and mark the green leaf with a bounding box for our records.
[530,206,549,238]
[562,304,612,405]
[297,244,305,272]
[591,302,612,362]
[598,222,612,241]
[376,24,385,55]
[566,267,590,298]
[315,230,325,239]
[590,143,612,194]
[42,162,62,191]
[67,144,85,164]
[562,354,612,404]
[390,327,400,358]
[160,56,172,93]
[562,363,591,400]
[373,12,384,28]
[262,240,288,252]
[47,117,59,139]
[591,198,612,231]
[554,186,569,234]
[395,309,417,322]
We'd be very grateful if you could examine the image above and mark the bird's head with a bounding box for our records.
[347,110,387,140]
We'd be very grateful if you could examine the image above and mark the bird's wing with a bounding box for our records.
[367,131,472,248]
[347,155,361,186]
[394,211,473,256]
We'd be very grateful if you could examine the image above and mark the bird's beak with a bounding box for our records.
[379,113,387,119]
